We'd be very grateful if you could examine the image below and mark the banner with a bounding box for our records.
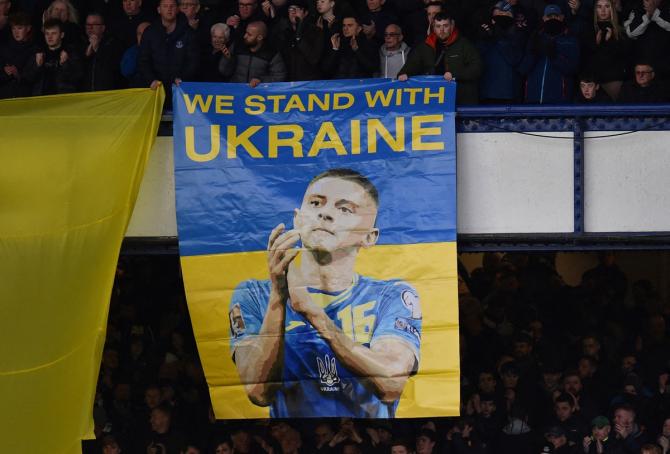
[0,88,164,452]
[174,77,459,418]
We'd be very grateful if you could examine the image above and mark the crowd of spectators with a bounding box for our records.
[1,0,670,106]
[86,252,670,454]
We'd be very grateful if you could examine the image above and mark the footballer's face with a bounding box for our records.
[295,177,379,253]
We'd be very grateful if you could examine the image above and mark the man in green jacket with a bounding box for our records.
[398,12,482,105]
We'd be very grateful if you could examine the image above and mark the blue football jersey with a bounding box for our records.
[228,274,422,418]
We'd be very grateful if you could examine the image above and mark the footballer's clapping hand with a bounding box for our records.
[267,223,300,299]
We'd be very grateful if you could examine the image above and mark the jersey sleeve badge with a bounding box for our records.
[401,289,422,319]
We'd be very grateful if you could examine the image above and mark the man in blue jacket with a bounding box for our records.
[520,4,579,104]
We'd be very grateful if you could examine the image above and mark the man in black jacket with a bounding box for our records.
[23,18,84,95]
[273,0,323,81]
[619,61,669,103]
[138,0,199,106]
[321,15,378,78]
[82,12,125,91]
[0,12,36,98]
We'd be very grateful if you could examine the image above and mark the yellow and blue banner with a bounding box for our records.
[0,88,164,452]
[174,77,459,418]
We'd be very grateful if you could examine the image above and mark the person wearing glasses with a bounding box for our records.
[378,23,409,78]
[225,0,266,46]
[82,12,124,91]
[619,61,669,102]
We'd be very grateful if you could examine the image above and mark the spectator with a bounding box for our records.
[367,421,394,454]
[214,438,234,454]
[415,428,437,454]
[477,1,526,104]
[404,0,442,46]
[0,0,10,45]
[120,21,151,86]
[82,13,124,91]
[225,0,266,46]
[314,0,343,46]
[179,0,210,47]
[314,421,336,453]
[612,403,649,453]
[641,444,664,454]
[138,0,199,106]
[23,18,83,95]
[657,417,670,454]
[398,11,482,105]
[273,0,324,81]
[581,0,630,101]
[42,0,86,51]
[542,425,576,454]
[220,20,286,86]
[199,22,231,81]
[391,439,416,454]
[109,0,153,50]
[100,434,122,454]
[577,74,612,103]
[141,403,186,454]
[624,0,670,78]
[618,61,668,103]
[328,418,368,452]
[520,4,580,104]
[360,0,398,47]
[550,391,588,446]
[0,12,36,98]
[562,370,600,423]
[582,416,624,454]
[378,23,409,78]
[321,15,378,79]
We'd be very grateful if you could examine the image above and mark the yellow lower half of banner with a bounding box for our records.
[181,241,460,418]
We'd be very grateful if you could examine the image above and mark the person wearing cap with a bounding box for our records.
[544,425,577,453]
[476,0,526,104]
[397,11,482,105]
[220,20,287,86]
[321,14,378,78]
[519,4,579,104]
[582,416,625,454]
[271,0,323,80]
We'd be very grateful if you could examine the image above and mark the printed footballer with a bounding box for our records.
[228,168,422,418]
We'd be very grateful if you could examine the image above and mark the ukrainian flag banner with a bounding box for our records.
[0,89,164,451]
[174,77,459,419]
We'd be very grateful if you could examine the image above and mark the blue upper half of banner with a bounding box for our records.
[173,77,457,256]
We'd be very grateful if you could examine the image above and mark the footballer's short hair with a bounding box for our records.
[307,168,379,207]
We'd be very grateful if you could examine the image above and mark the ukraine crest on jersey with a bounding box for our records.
[230,274,422,418]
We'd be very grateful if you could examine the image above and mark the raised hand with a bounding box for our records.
[267,223,300,300]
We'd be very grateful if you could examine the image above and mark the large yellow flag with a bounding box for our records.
[0,88,164,452]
